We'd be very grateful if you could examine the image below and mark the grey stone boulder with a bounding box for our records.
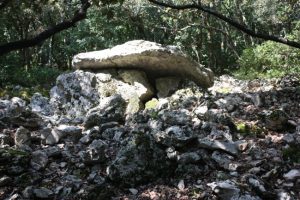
[0,175,12,187]
[55,125,82,142]
[84,94,126,129]
[0,133,13,147]
[214,95,242,112]
[95,70,154,114]
[22,186,34,199]
[30,150,48,171]
[0,97,26,119]
[79,139,108,164]
[160,109,191,126]
[14,126,31,147]
[49,69,155,120]
[72,40,214,88]
[207,180,261,200]
[208,180,241,200]
[0,98,25,127]
[264,110,289,131]
[107,132,172,185]
[211,151,239,171]
[10,109,43,128]
[33,187,54,199]
[176,151,202,164]
[118,70,154,101]
[204,109,236,131]
[0,148,30,176]
[283,169,300,180]
[247,177,267,194]
[41,127,60,145]
[29,93,54,116]
[198,138,239,156]
[50,70,100,120]
[41,125,82,145]
[0,98,42,128]
[44,146,61,157]
[153,126,196,147]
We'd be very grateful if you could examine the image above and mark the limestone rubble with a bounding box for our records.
[0,72,299,199]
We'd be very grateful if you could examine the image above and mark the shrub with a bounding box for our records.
[0,66,62,87]
[235,40,300,79]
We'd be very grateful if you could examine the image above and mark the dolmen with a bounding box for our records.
[72,40,214,88]
[49,40,214,122]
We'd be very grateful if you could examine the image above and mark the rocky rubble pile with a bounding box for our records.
[0,71,299,200]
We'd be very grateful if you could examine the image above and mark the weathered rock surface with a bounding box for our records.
[14,126,31,147]
[283,169,300,180]
[264,109,289,131]
[0,175,12,187]
[33,187,54,199]
[50,70,100,121]
[29,93,54,116]
[79,139,108,164]
[198,138,239,156]
[49,70,157,121]
[31,150,48,171]
[84,94,126,128]
[207,180,261,200]
[107,132,172,185]
[72,40,214,88]
[156,77,181,98]
[118,70,154,101]
[41,127,60,145]
[0,97,42,128]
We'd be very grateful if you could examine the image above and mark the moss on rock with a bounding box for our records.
[145,98,159,110]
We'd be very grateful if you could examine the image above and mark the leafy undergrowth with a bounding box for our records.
[234,67,300,80]
[0,85,50,101]
[0,66,62,88]
[0,66,64,101]
[234,39,300,80]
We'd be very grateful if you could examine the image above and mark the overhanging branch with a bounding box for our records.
[148,0,300,49]
[0,0,91,56]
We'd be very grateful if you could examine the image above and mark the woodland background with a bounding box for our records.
[0,0,300,88]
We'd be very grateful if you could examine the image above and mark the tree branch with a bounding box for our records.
[0,0,91,56]
[148,0,300,49]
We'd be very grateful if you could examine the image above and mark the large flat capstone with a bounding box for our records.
[72,40,214,88]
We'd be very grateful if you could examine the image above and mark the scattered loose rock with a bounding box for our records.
[33,187,54,199]
[31,150,48,171]
[14,126,31,147]
[283,169,300,180]
[1,57,299,199]
[198,138,239,156]
[29,93,54,116]
[0,175,12,187]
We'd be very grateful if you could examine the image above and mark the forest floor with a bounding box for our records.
[0,74,299,200]
[111,75,300,200]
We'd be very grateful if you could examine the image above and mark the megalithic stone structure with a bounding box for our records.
[72,40,214,88]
